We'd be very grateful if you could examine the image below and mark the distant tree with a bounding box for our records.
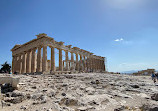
[0,61,11,73]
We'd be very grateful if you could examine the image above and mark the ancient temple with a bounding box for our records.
[11,33,106,74]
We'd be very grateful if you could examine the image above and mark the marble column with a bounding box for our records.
[65,51,69,71]
[59,49,63,71]
[103,61,106,71]
[31,48,36,73]
[16,55,20,73]
[12,56,15,73]
[91,58,93,72]
[26,50,31,73]
[98,59,100,71]
[95,59,97,72]
[63,61,65,68]
[75,53,79,71]
[19,54,22,74]
[14,56,17,73]
[86,57,89,72]
[71,52,74,70]
[103,60,105,71]
[22,52,26,73]
[80,55,83,71]
[102,60,104,71]
[89,57,92,72]
[100,60,103,71]
[42,45,47,72]
[92,58,95,72]
[37,47,42,72]
[51,47,55,72]
[90,57,93,72]
[96,59,99,71]
[99,59,101,71]
[83,56,86,71]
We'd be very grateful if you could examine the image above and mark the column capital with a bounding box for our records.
[41,45,47,48]
[49,46,55,48]
[23,51,27,54]
[32,47,37,51]
[65,45,72,48]
[38,45,43,49]
[27,49,32,52]
[57,47,62,50]
[58,41,64,46]
[64,50,68,52]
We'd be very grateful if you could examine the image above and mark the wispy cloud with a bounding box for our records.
[114,38,124,42]
[113,38,133,45]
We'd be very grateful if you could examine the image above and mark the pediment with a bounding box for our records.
[11,44,21,51]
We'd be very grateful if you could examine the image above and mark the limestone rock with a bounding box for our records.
[151,93,158,101]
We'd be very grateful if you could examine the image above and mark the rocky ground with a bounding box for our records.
[0,73,158,111]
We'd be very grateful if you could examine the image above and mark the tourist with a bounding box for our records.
[151,72,156,83]
[155,72,158,81]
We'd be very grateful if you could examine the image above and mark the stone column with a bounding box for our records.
[51,47,55,72]
[75,53,79,71]
[95,58,97,72]
[102,60,104,71]
[42,45,47,72]
[16,56,19,73]
[59,48,63,71]
[83,56,86,71]
[93,58,96,72]
[31,48,36,73]
[37,47,42,72]
[86,57,89,72]
[103,61,106,71]
[96,59,98,71]
[92,58,95,72]
[12,56,15,73]
[26,50,31,73]
[91,57,94,72]
[65,51,69,71]
[103,59,105,71]
[98,59,100,71]
[71,52,74,71]
[100,60,102,71]
[22,52,26,73]
[63,61,65,68]
[14,56,17,73]
[19,54,22,74]
[89,57,92,72]
[99,59,101,71]
[80,55,83,71]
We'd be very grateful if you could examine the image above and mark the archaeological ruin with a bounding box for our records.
[11,33,106,74]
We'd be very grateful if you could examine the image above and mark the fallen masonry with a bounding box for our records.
[0,76,19,88]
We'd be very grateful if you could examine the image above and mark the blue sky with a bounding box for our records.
[0,0,158,72]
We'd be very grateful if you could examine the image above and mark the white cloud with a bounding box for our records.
[114,38,124,42]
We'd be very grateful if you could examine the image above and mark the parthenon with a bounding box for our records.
[11,33,106,74]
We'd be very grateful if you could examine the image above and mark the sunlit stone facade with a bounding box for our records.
[11,33,106,74]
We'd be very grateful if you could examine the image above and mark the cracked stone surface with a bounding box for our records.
[0,73,158,111]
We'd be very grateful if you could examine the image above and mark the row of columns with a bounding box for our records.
[12,46,106,74]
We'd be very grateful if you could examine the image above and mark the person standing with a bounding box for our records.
[155,72,158,81]
[151,72,156,83]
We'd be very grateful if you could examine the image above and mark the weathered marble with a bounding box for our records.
[11,33,106,74]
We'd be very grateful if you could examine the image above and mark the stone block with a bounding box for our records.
[0,76,20,88]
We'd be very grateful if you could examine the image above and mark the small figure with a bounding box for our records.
[155,72,158,81]
[151,72,156,83]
